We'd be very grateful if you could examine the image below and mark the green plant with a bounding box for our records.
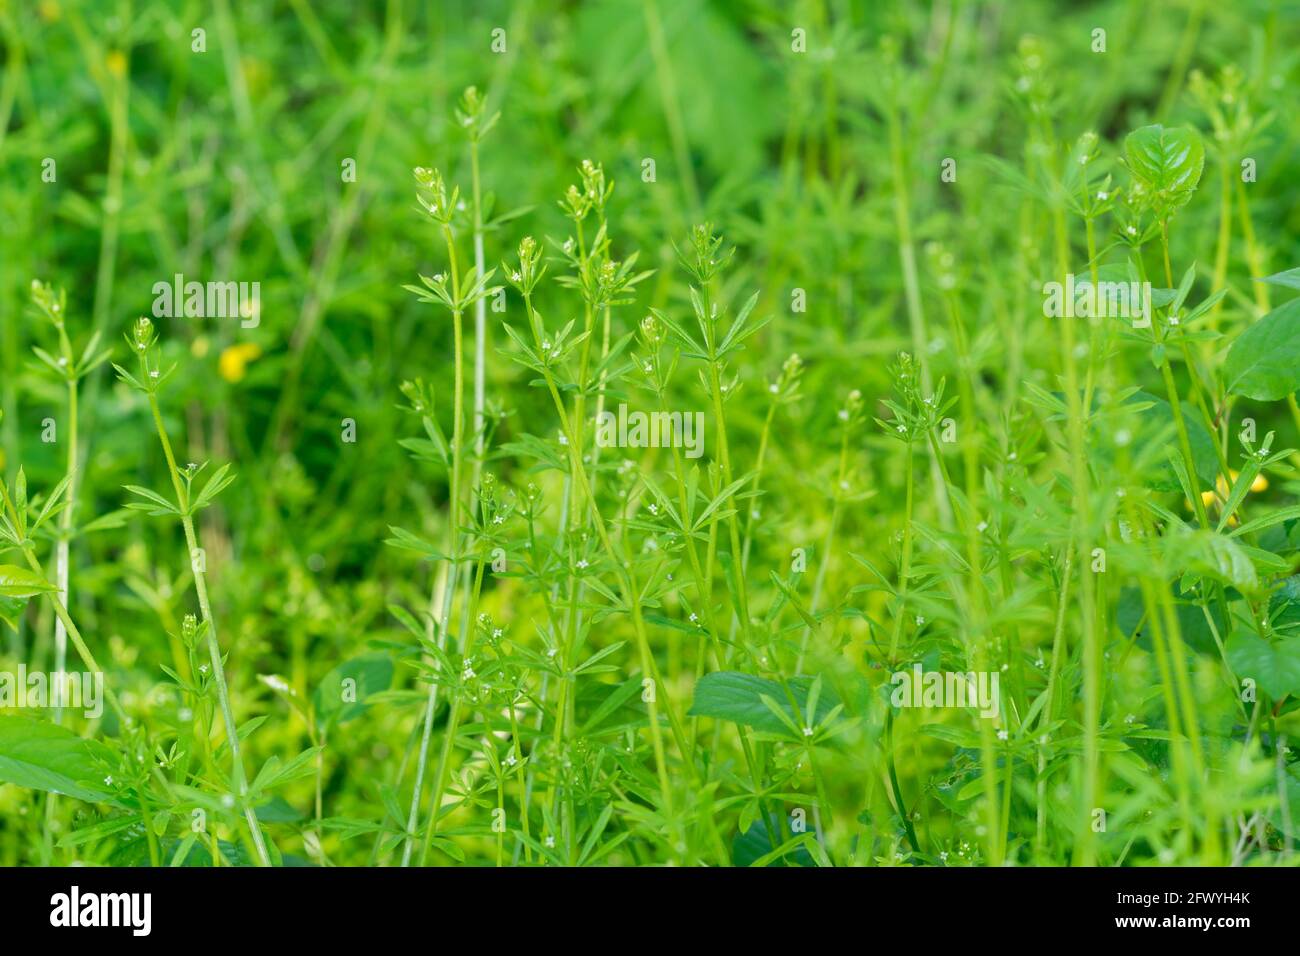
[1,0,1298,872]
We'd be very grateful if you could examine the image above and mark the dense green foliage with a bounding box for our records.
[1,0,1299,867]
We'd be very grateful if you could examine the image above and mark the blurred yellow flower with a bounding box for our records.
[219,343,262,383]
[105,50,127,78]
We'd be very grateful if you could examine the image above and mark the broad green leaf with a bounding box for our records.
[1224,297,1300,401]
[1115,586,1224,656]
[1270,576,1300,634]
[1110,391,1218,491]
[0,595,28,632]
[689,671,838,737]
[0,565,57,599]
[1256,266,1300,291]
[313,654,393,727]
[732,822,815,867]
[0,716,118,803]
[1123,124,1204,213]
[1226,630,1300,700]
[1163,528,1259,592]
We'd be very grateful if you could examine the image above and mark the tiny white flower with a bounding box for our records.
[493,628,503,638]
[915,615,925,627]
[802,726,814,737]
[104,775,113,786]
[688,612,698,623]
[545,835,556,848]
[576,559,588,569]
[1096,191,1108,200]
[997,729,1008,741]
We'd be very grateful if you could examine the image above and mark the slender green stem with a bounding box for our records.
[145,390,270,867]
[403,225,466,866]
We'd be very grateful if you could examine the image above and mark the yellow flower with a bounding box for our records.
[105,50,127,78]
[218,343,262,383]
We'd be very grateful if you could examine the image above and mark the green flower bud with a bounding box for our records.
[132,316,155,352]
